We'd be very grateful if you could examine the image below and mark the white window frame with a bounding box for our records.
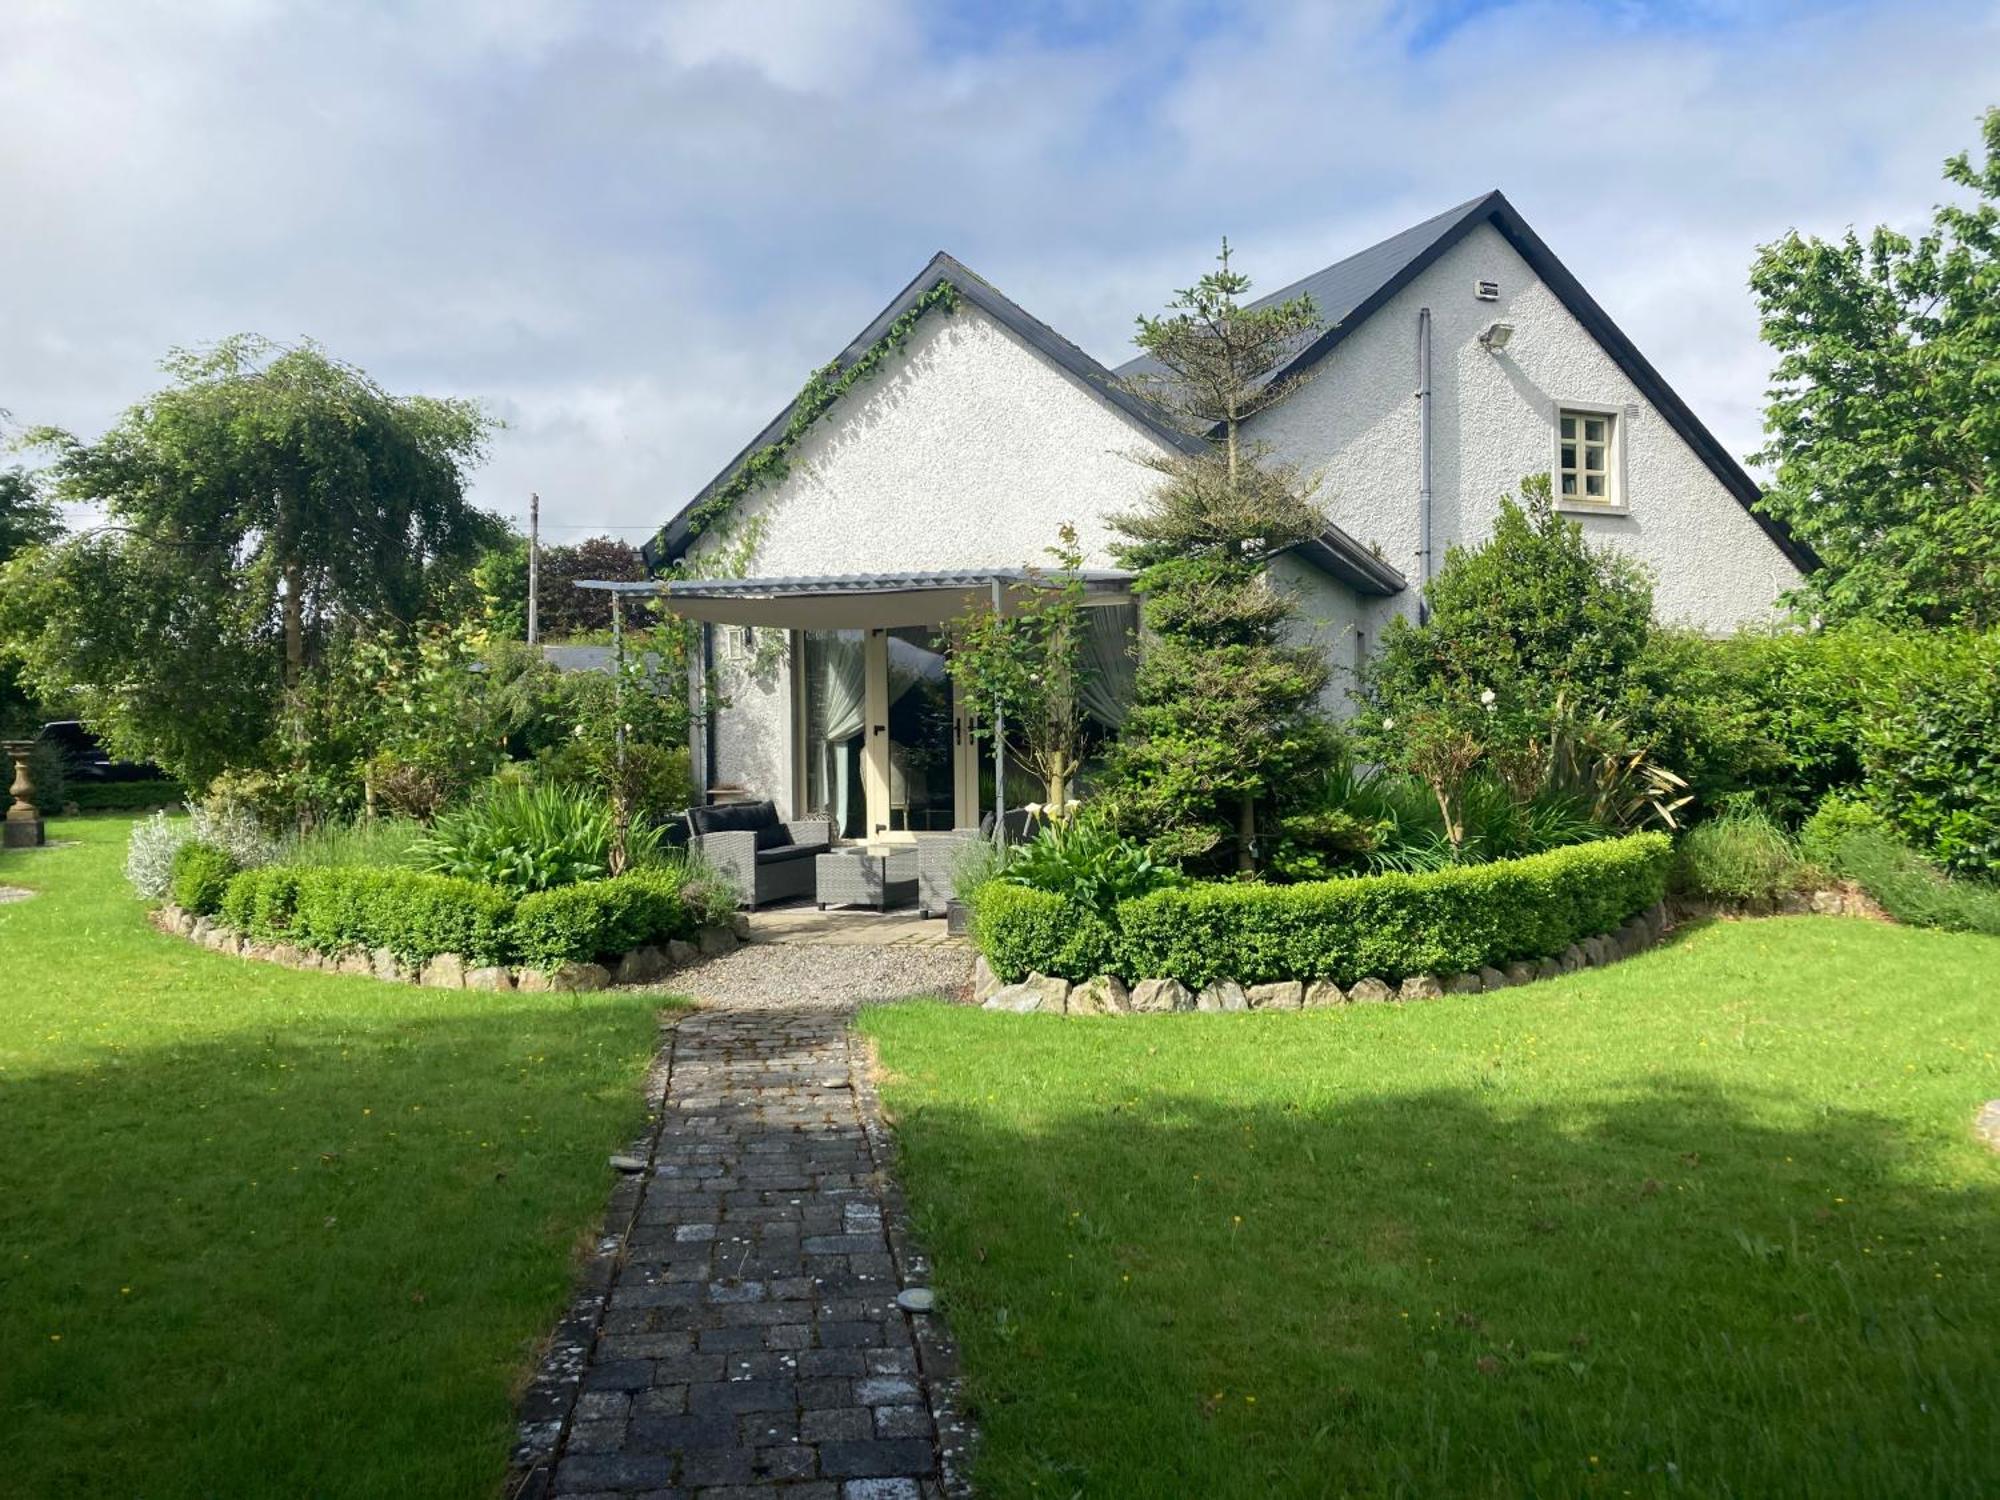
[1552,401,1628,514]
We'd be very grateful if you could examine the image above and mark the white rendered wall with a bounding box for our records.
[687,301,1180,813]
[1247,221,1804,632]
[1268,550,1369,713]
[686,301,1175,578]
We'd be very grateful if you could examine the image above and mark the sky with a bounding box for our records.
[3,0,1996,544]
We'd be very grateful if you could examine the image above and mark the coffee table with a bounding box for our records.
[815,846,919,912]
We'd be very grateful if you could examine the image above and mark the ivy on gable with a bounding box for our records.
[666,278,962,553]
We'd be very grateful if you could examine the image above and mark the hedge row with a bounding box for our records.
[216,863,713,968]
[975,832,1673,986]
[69,778,185,811]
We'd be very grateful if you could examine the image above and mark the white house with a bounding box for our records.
[634,190,1814,844]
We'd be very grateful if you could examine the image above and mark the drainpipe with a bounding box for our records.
[990,576,1007,847]
[1417,306,1433,624]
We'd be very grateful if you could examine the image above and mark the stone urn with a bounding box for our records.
[2,739,45,849]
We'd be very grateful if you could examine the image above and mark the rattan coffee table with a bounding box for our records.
[815,846,919,912]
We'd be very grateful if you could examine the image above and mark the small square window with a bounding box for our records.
[1556,408,1619,508]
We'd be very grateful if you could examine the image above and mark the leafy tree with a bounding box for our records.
[476,533,650,641]
[1107,244,1332,874]
[1750,107,2000,627]
[0,338,498,786]
[944,524,1091,807]
[1358,477,1680,849]
[0,467,62,733]
[1362,475,1654,730]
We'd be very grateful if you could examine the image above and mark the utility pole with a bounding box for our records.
[526,491,540,645]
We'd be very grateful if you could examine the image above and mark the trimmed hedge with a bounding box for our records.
[512,868,701,968]
[977,833,1672,986]
[217,863,712,969]
[169,840,238,916]
[221,865,517,966]
[70,778,184,811]
[972,884,1117,983]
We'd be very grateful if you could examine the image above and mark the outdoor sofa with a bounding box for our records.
[686,800,833,909]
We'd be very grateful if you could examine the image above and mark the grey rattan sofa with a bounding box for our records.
[686,800,833,910]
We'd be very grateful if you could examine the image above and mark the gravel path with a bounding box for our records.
[655,943,972,1012]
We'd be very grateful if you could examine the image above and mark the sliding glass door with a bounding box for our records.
[800,629,865,839]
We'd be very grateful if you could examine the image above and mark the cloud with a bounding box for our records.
[1,0,1994,539]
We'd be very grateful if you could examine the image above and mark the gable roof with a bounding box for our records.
[643,251,1208,568]
[1117,190,1818,575]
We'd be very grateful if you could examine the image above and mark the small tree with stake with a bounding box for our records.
[944,524,1091,809]
[1106,242,1331,874]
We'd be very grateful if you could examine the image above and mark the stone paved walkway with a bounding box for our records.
[512,996,971,1500]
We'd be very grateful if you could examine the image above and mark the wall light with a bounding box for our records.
[1478,321,1515,352]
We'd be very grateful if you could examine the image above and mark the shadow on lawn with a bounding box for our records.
[884,1061,2000,1498]
[0,995,665,1499]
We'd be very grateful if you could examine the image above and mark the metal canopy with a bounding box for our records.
[575,568,1135,630]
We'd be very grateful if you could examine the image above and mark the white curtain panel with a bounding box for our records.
[814,633,866,830]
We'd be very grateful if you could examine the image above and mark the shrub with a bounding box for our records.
[512,867,696,968]
[417,782,661,896]
[975,832,1671,985]
[1799,797,1885,867]
[169,840,239,915]
[996,811,1180,917]
[1803,822,2000,937]
[189,788,279,870]
[1671,807,1807,901]
[221,865,516,965]
[1860,629,2000,875]
[125,811,191,898]
[69,778,184,812]
[972,882,1118,982]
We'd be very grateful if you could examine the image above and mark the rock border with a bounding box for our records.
[971,888,1876,1014]
[148,902,749,992]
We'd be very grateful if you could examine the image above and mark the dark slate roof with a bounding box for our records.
[1114,192,1497,394]
[1121,190,1818,575]
[643,254,1208,568]
[648,194,1816,580]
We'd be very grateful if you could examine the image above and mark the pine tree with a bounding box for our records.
[1107,244,1332,873]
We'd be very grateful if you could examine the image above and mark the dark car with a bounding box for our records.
[39,721,163,783]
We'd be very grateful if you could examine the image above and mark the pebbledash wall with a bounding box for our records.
[1250,220,1807,637]
[689,300,1180,819]
[686,229,1809,809]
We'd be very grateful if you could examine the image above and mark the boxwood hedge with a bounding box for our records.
[977,832,1672,986]
[215,863,712,969]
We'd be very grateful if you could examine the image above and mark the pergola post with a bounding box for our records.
[990,576,1007,848]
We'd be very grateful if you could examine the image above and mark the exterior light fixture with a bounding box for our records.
[1478,321,1515,352]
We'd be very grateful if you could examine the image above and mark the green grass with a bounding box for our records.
[861,918,2000,1498]
[0,819,672,1497]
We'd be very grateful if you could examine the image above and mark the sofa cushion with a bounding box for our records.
[754,843,820,866]
[689,799,787,848]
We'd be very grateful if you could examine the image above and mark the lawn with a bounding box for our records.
[0,818,670,1498]
[861,917,2000,1498]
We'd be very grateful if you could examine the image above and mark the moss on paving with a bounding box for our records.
[862,917,2000,1498]
[0,819,672,1497]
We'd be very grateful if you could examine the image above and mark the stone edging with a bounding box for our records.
[147,902,748,992]
[973,887,1876,1014]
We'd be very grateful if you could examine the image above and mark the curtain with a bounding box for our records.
[1079,602,1138,730]
[811,632,865,833]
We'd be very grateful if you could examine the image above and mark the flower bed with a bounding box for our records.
[975,832,1674,992]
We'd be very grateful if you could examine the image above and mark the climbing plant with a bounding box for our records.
[665,279,961,549]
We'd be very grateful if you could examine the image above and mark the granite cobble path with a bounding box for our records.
[511,996,971,1500]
